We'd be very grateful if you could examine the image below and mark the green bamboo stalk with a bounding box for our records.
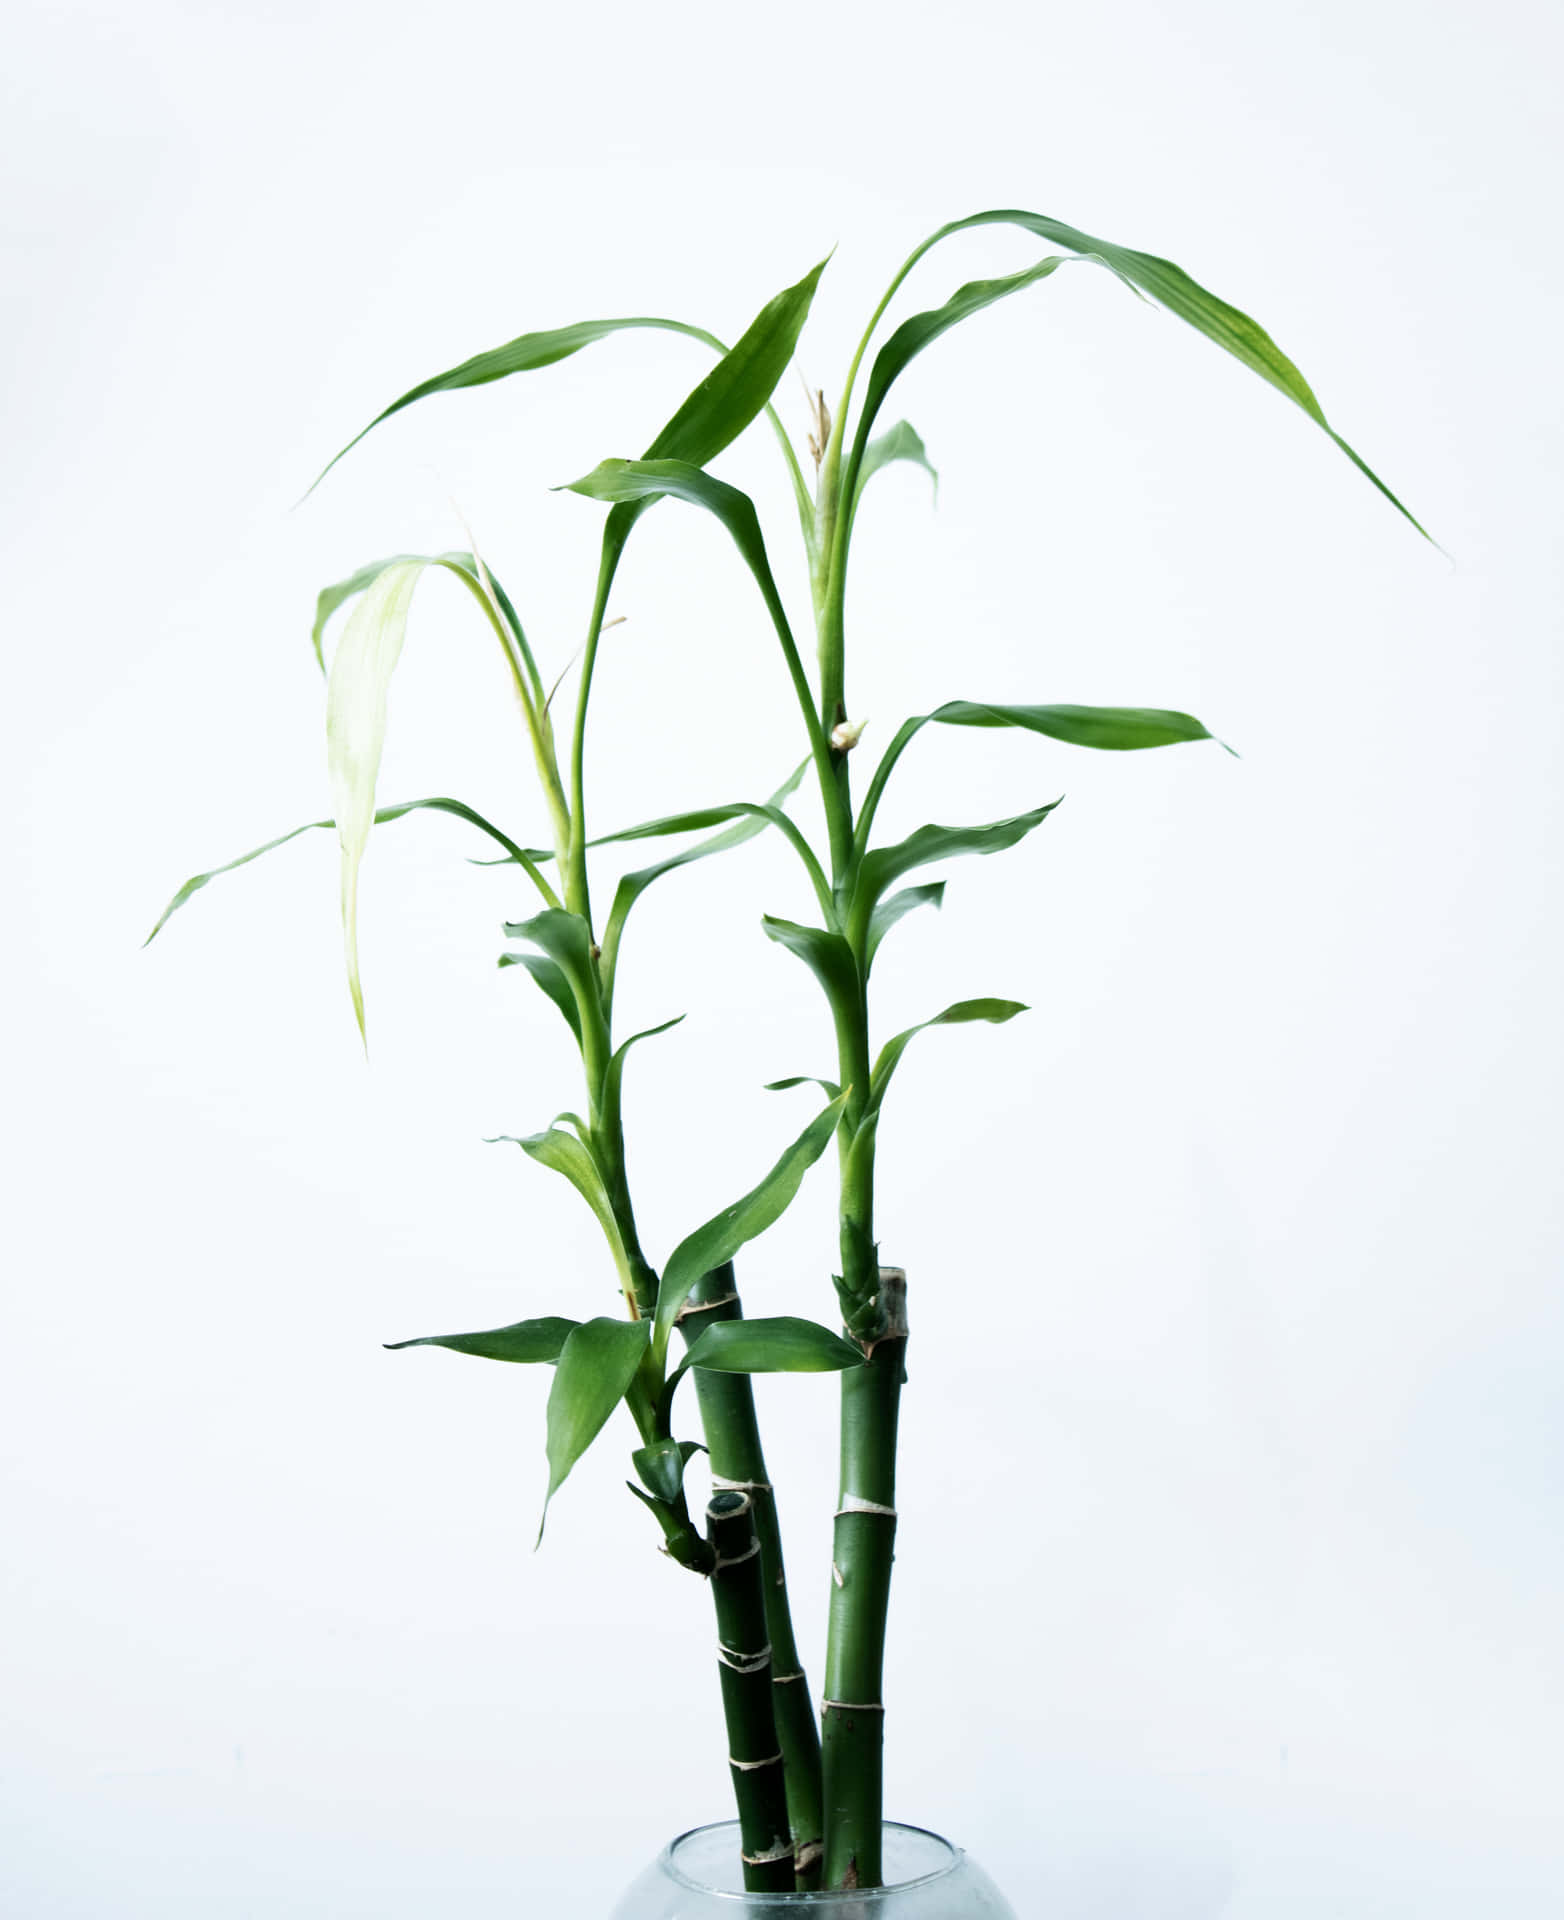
[680,1263,825,1888]
[706,1490,795,1895]
[820,1267,905,1890]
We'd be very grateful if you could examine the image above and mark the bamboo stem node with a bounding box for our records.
[742,1841,795,1867]
[718,1641,773,1674]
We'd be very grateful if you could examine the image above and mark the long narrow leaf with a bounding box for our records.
[542,1317,651,1535]
[929,700,1220,750]
[682,1316,866,1375]
[644,257,829,468]
[309,316,720,495]
[869,998,1029,1113]
[859,253,1075,445]
[856,801,1063,920]
[385,1316,579,1363]
[653,1093,851,1357]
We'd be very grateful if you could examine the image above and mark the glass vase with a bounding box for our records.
[611,1821,1017,1918]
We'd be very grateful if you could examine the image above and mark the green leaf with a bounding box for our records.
[600,1014,686,1146]
[928,700,1219,751]
[494,1127,628,1276]
[631,1436,704,1504]
[309,316,723,495]
[763,1075,843,1097]
[502,906,598,1012]
[761,914,859,1003]
[654,1092,851,1358]
[859,253,1076,446]
[853,419,938,510]
[497,953,583,1043]
[592,800,793,845]
[385,1316,578,1363]
[871,208,1430,539]
[856,801,1062,922]
[866,880,946,970]
[145,796,539,944]
[599,760,808,991]
[869,998,1030,1113]
[543,1316,651,1533]
[682,1316,866,1374]
[644,256,830,468]
[565,457,774,583]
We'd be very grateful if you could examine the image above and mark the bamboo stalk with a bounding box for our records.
[821,1267,906,1890]
[680,1264,825,1887]
[706,1490,795,1895]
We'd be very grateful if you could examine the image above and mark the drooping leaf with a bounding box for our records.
[542,1316,651,1533]
[497,953,583,1043]
[325,560,437,1042]
[761,914,859,1002]
[864,208,1429,538]
[869,998,1030,1113]
[309,549,541,703]
[145,796,540,946]
[385,1316,578,1363]
[853,419,938,511]
[631,1436,704,1505]
[855,801,1062,922]
[866,880,946,970]
[682,1316,866,1374]
[653,1092,851,1357]
[763,1075,843,1098]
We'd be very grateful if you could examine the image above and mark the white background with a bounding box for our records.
[4,1,1560,1913]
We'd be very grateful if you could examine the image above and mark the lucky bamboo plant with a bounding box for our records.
[152,206,1427,1898]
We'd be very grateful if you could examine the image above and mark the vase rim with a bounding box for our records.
[661,1822,964,1903]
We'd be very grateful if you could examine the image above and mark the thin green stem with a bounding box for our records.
[566,528,628,920]
[449,566,571,867]
[814,229,948,734]
[752,567,853,884]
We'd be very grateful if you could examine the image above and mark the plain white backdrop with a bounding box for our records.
[4,0,1560,1913]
